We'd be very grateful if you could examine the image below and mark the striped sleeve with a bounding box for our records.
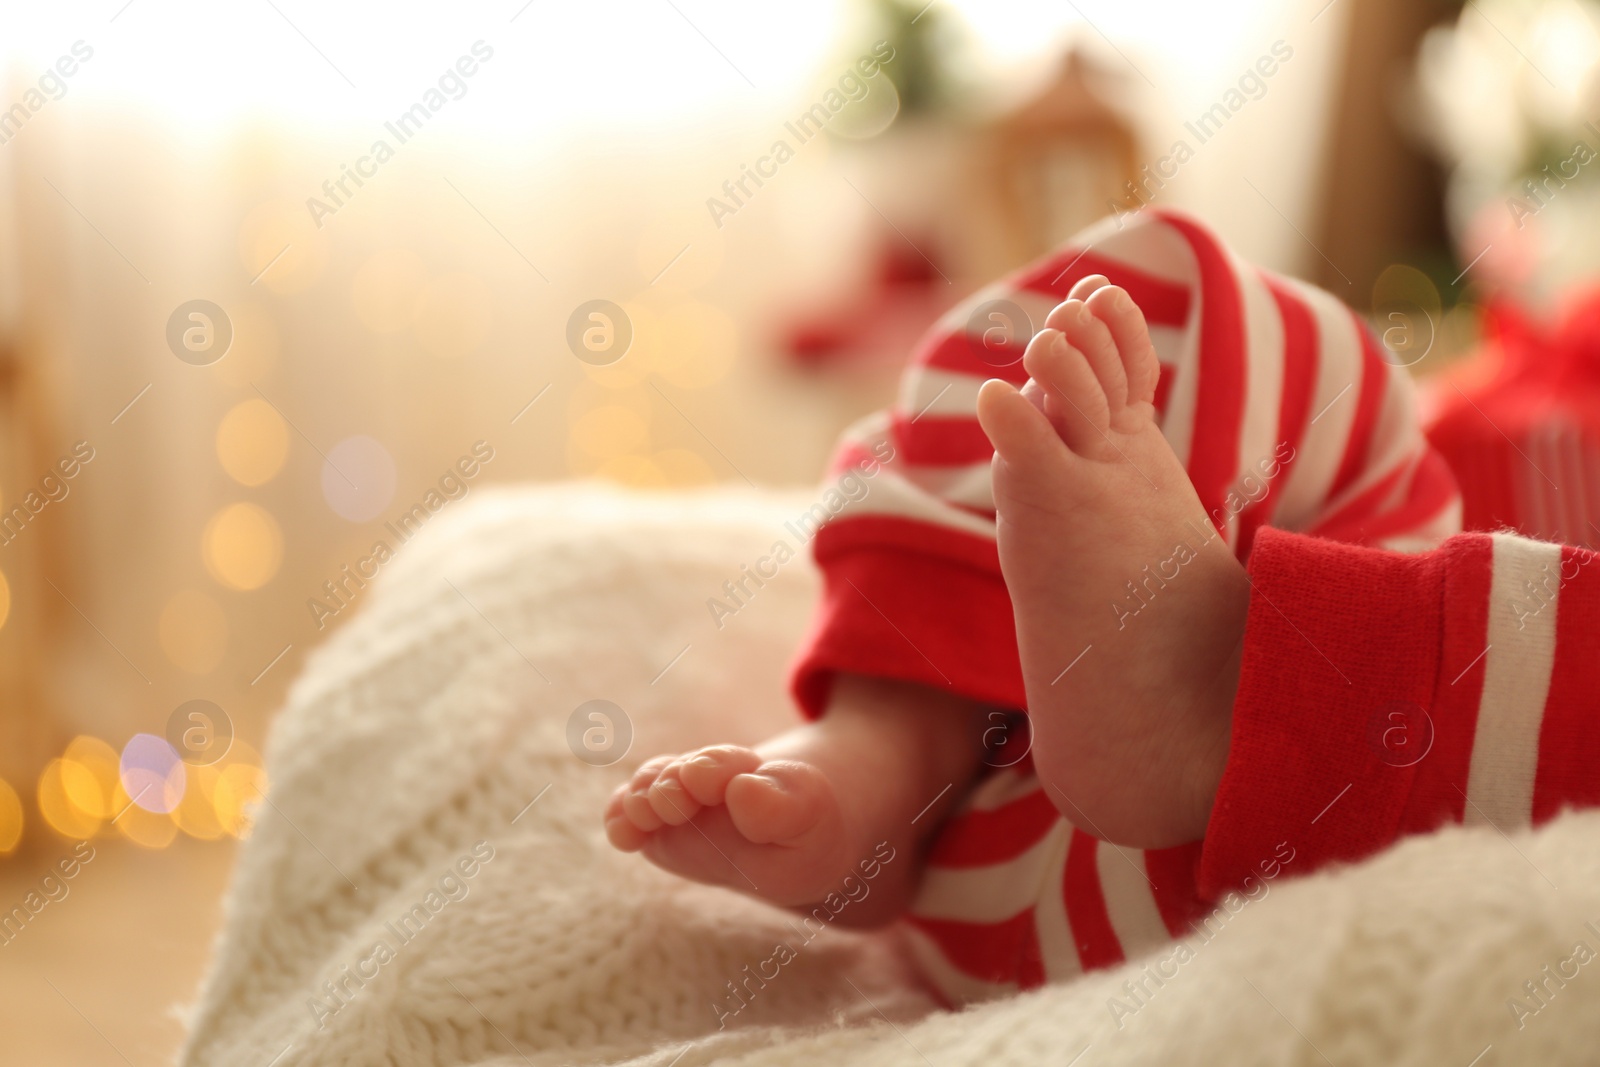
[790,207,1462,718]
[1199,526,1600,896]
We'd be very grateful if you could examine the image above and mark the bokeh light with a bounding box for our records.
[352,249,428,334]
[571,405,650,461]
[158,589,229,674]
[0,777,22,853]
[119,733,186,814]
[653,448,718,486]
[828,73,901,140]
[0,567,10,630]
[651,302,738,389]
[212,301,281,389]
[411,272,493,358]
[237,198,329,295]
[62,736,122,819]
[581,301,655,389]
[202,502,284,591]
[595,456,668,488]
[223,740,262,768]
[213,763,268,839]
[38,759,102,839]
[216,398,290,486]
[172,763,224,841]
[1371,264,1443,368]
[115,802,179,849]
[59,756,106,823]
[321,435,398,522]
[634,212,724,292]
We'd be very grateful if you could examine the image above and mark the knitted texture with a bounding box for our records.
[179,484,1600,1066]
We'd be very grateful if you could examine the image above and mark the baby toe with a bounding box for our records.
[647,768,701,825]
[977,377,1067,471]
[724,760,836,846]
[1020,329,1111,455]
[1085,285,1160,410]
[627,754,675,792]
[1046,299,1128,410]
[604,783,631,821]
[605,813,650,852]
[622,787,666,832]
[1067,273,1111,302]
[678,745,763,806]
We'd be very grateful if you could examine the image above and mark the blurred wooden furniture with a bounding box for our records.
[784,47,1142,367]
[982,51,1141,273]
[1312,0,1454,305]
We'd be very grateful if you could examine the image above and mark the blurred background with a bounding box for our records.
[4,0,1600,1060]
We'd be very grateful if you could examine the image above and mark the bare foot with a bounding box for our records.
[604,674,988,925]
[975,275,1248,848]
[604,743,855,906]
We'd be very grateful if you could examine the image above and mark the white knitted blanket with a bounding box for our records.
[179,484,1600,1066]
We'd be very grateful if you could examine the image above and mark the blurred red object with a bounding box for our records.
[783,239,955,368]
[1426,293,1600,547]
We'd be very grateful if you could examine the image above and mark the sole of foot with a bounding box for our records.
[976,274,1248,848]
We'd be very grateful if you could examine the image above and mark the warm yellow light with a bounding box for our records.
[582,302,655,389]
[635,212,724,292]
[38,759,101,839]
[411,272,492,358]
[62,736,121,819]
[58,759,104,822]
[224,739,262,768]
[115,802,178,849]
[595,455,668,488]
[0,568,9,630]
[216,398,289,487]
[352,249,428,335]
[0,777,22,853]
[203,502,283,591]
[651,302,737,389]
[570,405,649,460]
[238,199,328,295]
[213,301,281,390]
[158,589,229,674]
[654,448,717,486]
[213,763,269,839]
[103,779,133,821]
[173,763,224,841]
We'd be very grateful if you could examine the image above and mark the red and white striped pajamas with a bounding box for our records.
[783,208,1600,1004]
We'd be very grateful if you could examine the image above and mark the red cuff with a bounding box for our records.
[788,516,1024,718]
[1198,526,1482,897]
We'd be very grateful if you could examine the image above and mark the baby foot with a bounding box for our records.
[975,276,1249,848]
[604,744,853,907]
